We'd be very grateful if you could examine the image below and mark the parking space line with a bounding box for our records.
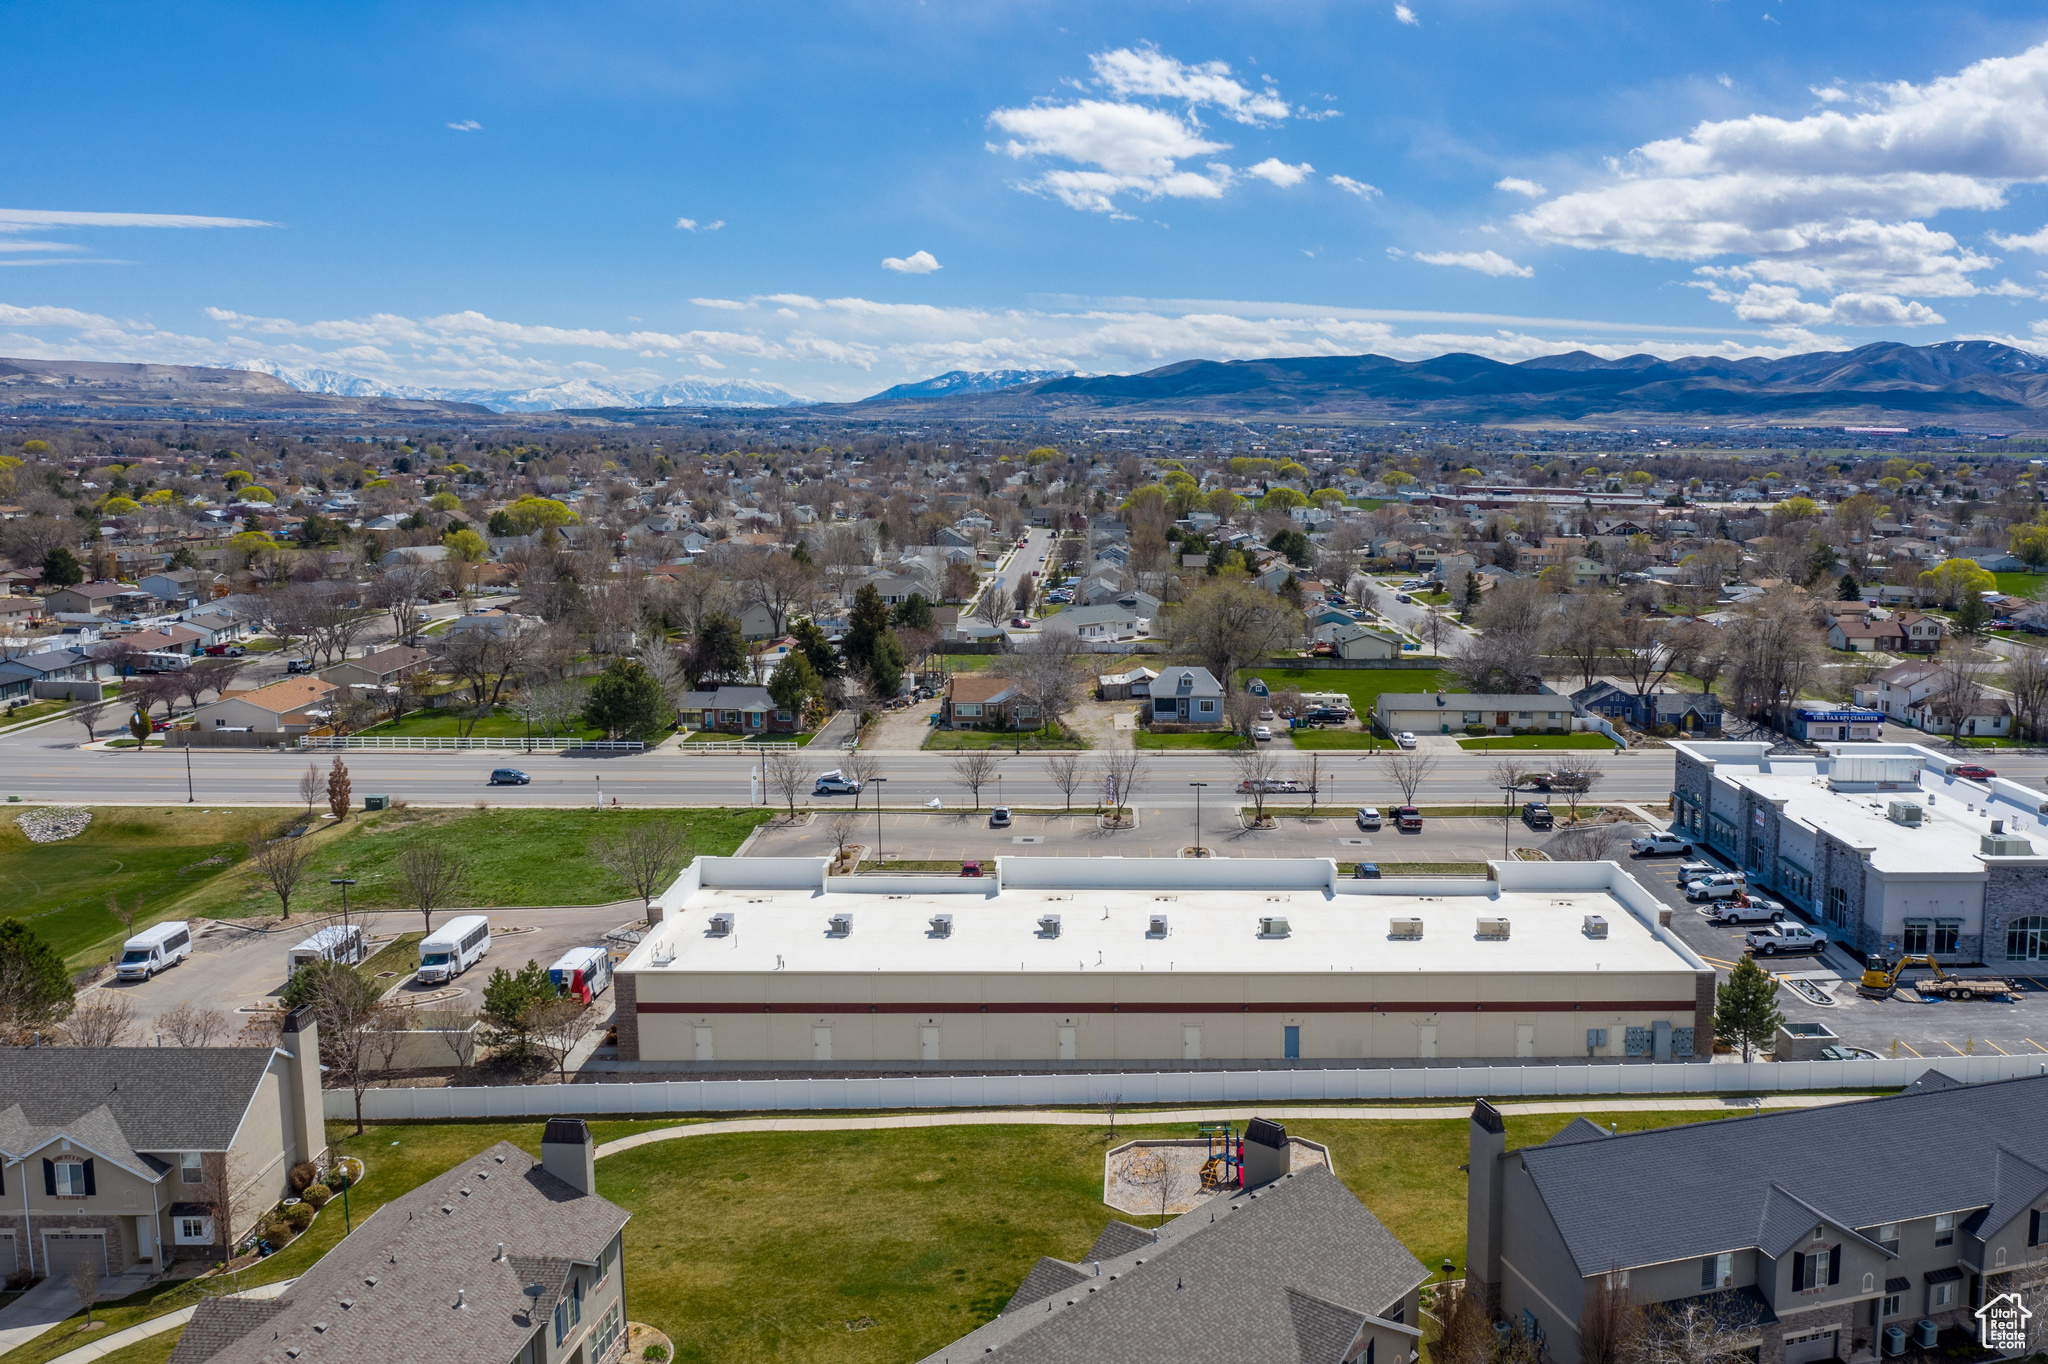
[2026,1038,2048,1054]
[1942,1040,1968,1056]
[1984,1039,2011,1055]
[1896,1040,1924,1057]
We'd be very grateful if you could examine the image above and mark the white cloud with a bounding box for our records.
[675,217,724,231]
[1089,46,1289,124]
[1810,85,1847,103]
[0,240,84,253]
[1494,177,1547,197]
[1328,174,1381,198]
[882,250,943,274]
[0,209,273,231]
[1406,249,1536,278]
[1394,4,1419,25]
[1719,75,1734,89]
[446,119,482,132]
[1991,225,2048,252]
[690,297,749,310]
[1247,159,1314,188]
[1517,38,2048,323]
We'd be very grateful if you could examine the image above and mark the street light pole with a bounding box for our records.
[870,777,888,867]
[1497,785,1519,859]
[1189,781,1207,858]
[184,740,194,803]
[329,877,357,928]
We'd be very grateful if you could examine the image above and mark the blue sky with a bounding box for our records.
[9,1,2048,401]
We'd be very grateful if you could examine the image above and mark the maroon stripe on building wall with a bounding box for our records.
[635,1000,1699,1015]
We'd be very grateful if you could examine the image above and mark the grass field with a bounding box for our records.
[0,698,76,729]
[679,730,816,746]
[923,726,1086,751]
[356,708,606,742]
[1455,734,1620,752]
[357,929,426,982]
[3,806,769,968]
[1991,571,2045,597]
[1239,667,1449,718]
[1132,730,1247,750]
[1289,730,1395,751]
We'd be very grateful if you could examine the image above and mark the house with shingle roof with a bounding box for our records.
[188,676,337,736]
[170,1119,630,1364]
[0,1007,325,1277]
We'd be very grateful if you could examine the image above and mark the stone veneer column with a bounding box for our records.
[613,972,640,1062]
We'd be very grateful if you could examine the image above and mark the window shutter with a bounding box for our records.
[1828,1246,1841,1286]
[1792,1253,1807,1291]
[83,1159,96,1196]
[1702,1258,1715,1290]
[42,1159,55,1196]
[2031,1209,2041,1247]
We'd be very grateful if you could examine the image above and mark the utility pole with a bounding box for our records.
[870,777,888,867]
[184,740,194,803]
[1189,781,1207,858]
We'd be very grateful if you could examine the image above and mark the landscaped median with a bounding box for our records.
[1454,733,1620,751]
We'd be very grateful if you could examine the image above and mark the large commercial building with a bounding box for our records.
[613,857,1714,1069]
[1671,741,2048,965]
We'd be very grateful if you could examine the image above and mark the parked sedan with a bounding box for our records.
[989,806,1012,828]
[1394,731,1417,749]
[1356,806,1383,831]
[1953,763,1998,781]
[488,769,531,786]
[1252,725,1273,742]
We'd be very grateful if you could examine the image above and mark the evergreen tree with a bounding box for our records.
[791,539,813,565]
[583,658,668,738]
[788,617,840,679]
[841,583,892,674]
[0,918,73,1033]
[1954,592,1991,638]
[1268,528,1314,566]
[892,592,936,631]
[1713,956,1785,1062]
[687,612,746,686]
[479,958,556,1060]
[766,651,822,723]
[866,631,906,698]
[1837,572,1861,601]
[40,546,84,588]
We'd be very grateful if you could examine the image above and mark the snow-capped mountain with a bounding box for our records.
[865,368,1074,402]
[235,360,808,411]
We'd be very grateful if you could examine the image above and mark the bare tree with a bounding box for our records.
[972,579,1007,625]
[1098,749,1146,824]
[998,632,1087,737]
[1619,1298,1758,1364]
[326,756,352,821]
[64,994,136,1047]
[2007,644,2048,742]
[67,1253,103,1329]
[827,812,859,864]
[297,763,323,817]
[1551,753,1605,822]
[524,679,582,740]
[763,747,812,818]
[441,624,529,727]
[593,820,691,923]
[533,996,601,1085]
[246,833,317,919]
[1380,749,1438,805]
[106,892,142,942]
[951,748,999,811]
[397,842,465,935]
[72,696,113,744]
[1549,822,1631,862]
[1044,751,1086,813]
[1156,579,1304,686]
[1549,594,1623,691]
[1928,647,1994,743]
[845,749,884,790]
[372,561,435,644]
[1420,608,1457,657]
[159,1000,230,1047]
[1580,1271,1642,1364]
[308,967,389,1135]
[1724,588,1824,733]
[1223,688,1264,738]
[1233,744,1287,825]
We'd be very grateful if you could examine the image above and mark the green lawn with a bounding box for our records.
[1455,734,1620,752]
[1289,730,1395,751]
[1991,571,2045,597]
[923,726,1086,751]
[357,930,426,983]
[355,708,607,742]
[1238,667,1449,718]
[1132,730,1247,750]
[680,731,817,746]
[0,698,76,729]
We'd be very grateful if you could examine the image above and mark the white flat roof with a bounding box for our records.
[624,858,1704,978]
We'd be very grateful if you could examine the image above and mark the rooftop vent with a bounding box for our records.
[1887,802,1923,827]
[1037,913,1062,938]
[928,913,953,938]
[1982,833,2035,857]
[827,913,853,937]
[1476,916,1511,940]
[1147,914,1169,938]
[708,912,734,936]
[1583,915,1609,939]
[1258,916,1290,938]
[1389,917,1424,940]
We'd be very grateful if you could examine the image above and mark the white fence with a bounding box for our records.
[676,740,809,755]
[321,1053,2046,1122]
[297,737,643,752]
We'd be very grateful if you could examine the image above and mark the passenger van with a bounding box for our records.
[115,921,193,981]
[415,915,490,985]
[548,946,611,1004]
[286,924,368,975]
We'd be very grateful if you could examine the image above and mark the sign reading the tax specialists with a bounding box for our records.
[1976,1292,2032,1354]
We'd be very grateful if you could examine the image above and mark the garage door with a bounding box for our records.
[42,1230,107,1277]
[1784,1329,1838,1364]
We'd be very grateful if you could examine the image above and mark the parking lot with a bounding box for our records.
[1623,845,2048,1062]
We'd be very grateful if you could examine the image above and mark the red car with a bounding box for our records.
[1953,764,1998,781]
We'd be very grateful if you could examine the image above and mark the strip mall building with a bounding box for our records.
[613,857,1714,1069]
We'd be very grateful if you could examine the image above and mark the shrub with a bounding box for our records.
[303,1184,332,1208]
[288,1160,320,1193]
[645,1348,669,1363]
[1464,724,1487,736]
[283,1201,315,1230]
[263,1216,295,1244]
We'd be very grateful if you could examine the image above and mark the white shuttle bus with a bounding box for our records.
[116,921,193,981]
[286,924,368,975]
[415,915,490,985]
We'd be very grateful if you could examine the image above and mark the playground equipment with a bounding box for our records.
[1197,1123,1244,1191]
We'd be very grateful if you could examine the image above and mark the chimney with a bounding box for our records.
[541,1118,596,1196]
[1465,1099,1506,1317]
[279,1005,327,1168]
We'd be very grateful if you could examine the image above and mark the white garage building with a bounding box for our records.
[614,857,1715,1069]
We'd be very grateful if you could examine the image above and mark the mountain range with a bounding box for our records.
[864,368,1074,402]
[841,340,2048,428]
[235,361,807,412]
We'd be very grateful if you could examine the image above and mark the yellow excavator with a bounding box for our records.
[1858,954,2017,1002]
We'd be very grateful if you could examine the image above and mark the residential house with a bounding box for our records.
[1375,689,1569,736]
[445,610,539,640]
[1572,679,1723,734]
[319,644,433,692]
[1965,548,2027,572]
[1857,661,2012,736]
[1149,666,1226,728]
[1827,610,1944,654]
[1096,666,1158,701]
[1314,620,1404,661]
[0,596,40,633]
[847,572,923,609]
[119,624,208,660]
[0,646,107,702]
[675,685,799,734]
[1468,1074,2048,1364]
[42,582,141,616]
[919,1142,1427,1364]
[0,1007,325,1276]
[189,677,337,736]
[170,1120,629,1364]
[736,602,779,641]
[1568,558,1613,589]
[137,569,222,606]
[1040,602,1146,643]
[941,674,1037,729]
[377,545,449,568]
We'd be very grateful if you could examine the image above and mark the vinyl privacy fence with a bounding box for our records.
[324,1053,2048,1122]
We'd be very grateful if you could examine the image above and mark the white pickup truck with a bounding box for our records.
[1630,831,1695,856]
[1701,893,1787,926]
[1745,922,1827,956]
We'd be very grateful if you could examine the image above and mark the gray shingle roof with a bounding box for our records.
[918,1162,1427,1364]
[1516,1071,2048,1276]
[170,1140,630,1364]
[0,1047,278,1156]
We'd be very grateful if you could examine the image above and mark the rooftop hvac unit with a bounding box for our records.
[928,913,953,938]
[1147,914,1169,938]
[1476,916,1511,940]
[1981,833,2035,857]
[1389,917,1424,940]
[1258,916,1291,938]
[1887,801,1924,827]
[1583,915,1609,939]
[1037,913,1062,937]
[827,913,853,937]
[707,912,733,937]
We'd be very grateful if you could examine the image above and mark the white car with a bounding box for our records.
[1252,724,1273,742]
[1238,777,1302,794]
[1356,806,1383,830]
[1702,894,1786,925]
[1630,832,1694,856]
[1684,872,1748,901]
[1395,731,1416,749]
[1676,859,1718,883]
[813,772,862,796]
